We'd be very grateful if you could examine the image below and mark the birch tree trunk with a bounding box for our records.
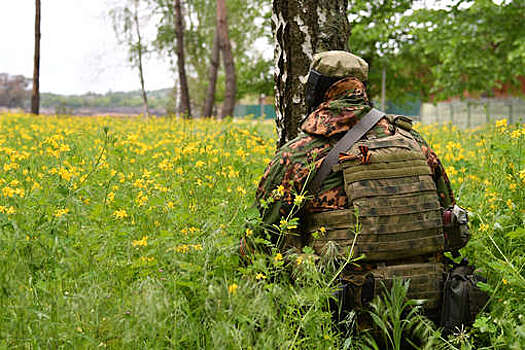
[31,0,41,115]
[202,30,220,118]
[174,0,192,117]
[272,0,350,147]
[217,0,237,119]
[133,2,150,118]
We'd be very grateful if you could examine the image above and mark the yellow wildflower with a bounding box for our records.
[54,208,70,217]
[255,273,267,280]
[274,253,283,262]
[296,256,303,265]
[228,283,238,294]
[113,209,128,219]
[132,236,148,247]
[294,194,305,206]
[495,119,507,129]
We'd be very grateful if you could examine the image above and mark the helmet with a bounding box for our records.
[304,51,368,114]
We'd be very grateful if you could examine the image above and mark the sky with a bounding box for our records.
[0,0,174,95]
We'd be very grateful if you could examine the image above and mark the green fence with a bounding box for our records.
[234,105,276,119]
[235,100,421,120]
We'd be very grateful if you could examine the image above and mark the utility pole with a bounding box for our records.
[381,66,386,112]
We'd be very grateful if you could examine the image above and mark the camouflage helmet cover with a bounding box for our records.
[310,50,368,81]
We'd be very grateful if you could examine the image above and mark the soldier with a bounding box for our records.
[241,51,470,324]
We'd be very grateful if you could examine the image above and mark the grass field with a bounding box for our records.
[0,112,523,349]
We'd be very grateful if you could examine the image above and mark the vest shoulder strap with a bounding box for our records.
[308,108,385,195]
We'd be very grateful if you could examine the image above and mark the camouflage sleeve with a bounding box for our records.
[240,135,331,260]
[410,129,456,208]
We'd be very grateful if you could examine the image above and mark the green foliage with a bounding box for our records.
[348,0,426,102]
[349,0,525,102]
[408,0,525,99]
[362,280,437,350]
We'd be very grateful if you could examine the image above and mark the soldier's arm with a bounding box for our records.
[410,129,456,208]
[241,136,323,260]
[240,148,295,260]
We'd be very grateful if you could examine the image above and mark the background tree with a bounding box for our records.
[202,31,220,118]
[174,0,191,117]
[0,74,31,109]
[217,0,236,118]
[407,0,525,100]
[349,0,525,103]
[31,0,41,115]
[154,0,272,115]
[347,0,421,104]
[272,0,350,146]
[110,0,151,117]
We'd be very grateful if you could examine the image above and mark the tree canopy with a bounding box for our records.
[153,0,273,108]
[349,0,525,102]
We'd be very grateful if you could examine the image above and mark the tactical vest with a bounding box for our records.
[305,117,445,308]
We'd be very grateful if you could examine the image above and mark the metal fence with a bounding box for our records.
[419,97,525,128]
[234,104,276,119]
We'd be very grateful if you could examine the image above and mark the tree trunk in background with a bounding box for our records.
[31,0,41,115]
[272,0,350,147]
[133,3,150,118]
[217,0,236,119]
[174,0,192,117]
[202,30,220,118]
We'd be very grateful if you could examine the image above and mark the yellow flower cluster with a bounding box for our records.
[54,208,70,217]
[171,244,203,253]
[132,236,149,247]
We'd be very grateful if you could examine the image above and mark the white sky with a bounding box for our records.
[0,0,174,95]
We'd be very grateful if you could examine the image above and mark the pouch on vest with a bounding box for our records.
[440,263,489,333]
[442,204,470,252]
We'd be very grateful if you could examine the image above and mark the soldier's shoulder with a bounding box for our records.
[281,132,325,151]
[386,114,414,131]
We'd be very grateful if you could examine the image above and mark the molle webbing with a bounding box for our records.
[306,128,444,261]
[371,262,444,309]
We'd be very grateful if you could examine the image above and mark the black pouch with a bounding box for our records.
[443,205,471,252]
[440,263,489,333]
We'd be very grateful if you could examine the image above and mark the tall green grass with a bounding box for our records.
[0,113,523,348]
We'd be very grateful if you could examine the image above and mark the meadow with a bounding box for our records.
[0,112,523,349]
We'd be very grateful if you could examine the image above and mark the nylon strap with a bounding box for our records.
[308,108,385,195]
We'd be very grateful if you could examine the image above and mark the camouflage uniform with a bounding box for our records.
[241,76,455,258]
[241,52,454,264]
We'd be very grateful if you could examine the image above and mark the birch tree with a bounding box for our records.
[272,0,350,146]
[202,30,220,118]
[174,0,192,117]
[217,0,236,119]
[111,0,151,118]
